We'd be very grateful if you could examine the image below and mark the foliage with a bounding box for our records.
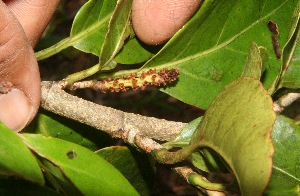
[191,77,275,195]
[1,0,300,195]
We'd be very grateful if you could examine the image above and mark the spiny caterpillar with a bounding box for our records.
[70,68,179,92]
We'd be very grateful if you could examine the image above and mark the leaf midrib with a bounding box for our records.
[142,0,288,72]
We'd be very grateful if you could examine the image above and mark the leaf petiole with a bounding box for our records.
[188,173,230,191]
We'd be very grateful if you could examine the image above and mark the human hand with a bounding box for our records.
[0,0,60,131]
[132,0,202,45]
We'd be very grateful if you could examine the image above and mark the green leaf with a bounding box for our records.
[99,0,132,70]
[0,123,44,185]
[138,0,296,109]
[191,77,275,195]
[101,60,117,71]
[36,0,118,60]
[259,46,269,79]
[163,117,202,149]
[114,38,159,64]
[39,158,83,195]
[264,115,300,195]
[20,134,139,196]
[96,146,155,195]
[71,0,118,55]
[174,117,202,144]
[192,148,229,175]
[278,6,300,89]
[242,42,262,79]
[25,110,113,151]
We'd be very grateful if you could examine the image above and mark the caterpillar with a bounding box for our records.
[70,68,179,93]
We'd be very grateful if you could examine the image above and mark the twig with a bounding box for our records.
[273,92,300,113]
[174,167,227,196]
[41,81,186,143]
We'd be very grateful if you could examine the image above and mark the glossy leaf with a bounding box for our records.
[138,0,297,109]
[25,111,113,151]
[264,115,300,195]
[279,6,300,89]
[190,77,275,195]
[0,123,44,185]
[99,0,132,70]
[96,146,155,195]
[36,0,118,60]
[70,0,118,55]
[20,134,139,196]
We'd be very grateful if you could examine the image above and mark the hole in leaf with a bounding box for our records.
[66,150,77,159]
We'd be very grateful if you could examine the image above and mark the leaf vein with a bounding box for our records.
[272,165,300,182]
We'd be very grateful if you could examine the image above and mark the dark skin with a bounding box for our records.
[0,0,201,131]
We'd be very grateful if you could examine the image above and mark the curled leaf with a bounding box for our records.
[191,77,275,195]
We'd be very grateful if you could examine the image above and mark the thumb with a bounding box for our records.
[132,0,202,45]
[0,2,40,132]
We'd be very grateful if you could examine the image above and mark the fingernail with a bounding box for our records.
[0,88,33,132]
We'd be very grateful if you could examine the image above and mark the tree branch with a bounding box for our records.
[41,81,187,143]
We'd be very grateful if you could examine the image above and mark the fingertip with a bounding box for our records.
[132,0,202,45]
[0,88,34,132]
